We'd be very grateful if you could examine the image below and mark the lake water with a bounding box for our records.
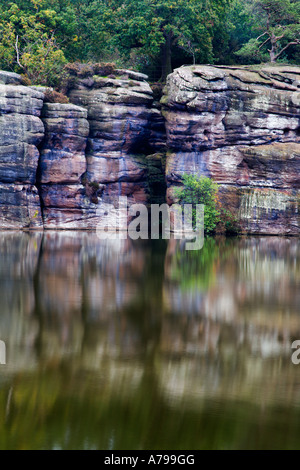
[0,232,299,450]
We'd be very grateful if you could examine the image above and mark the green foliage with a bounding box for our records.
[109,0,233,80]
[216,0,257,64]
[170,237,220,290]
[0,0,236,84]
[0,1,67,86]
[0,0,298,85]
[174,174,220,235]
[169,237,241,292]
[175,174,240,235]
[218,208,241,235]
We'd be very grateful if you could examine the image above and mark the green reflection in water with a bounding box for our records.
[167,237,221,291]
[1,365,300,450]
[0,233,299,450]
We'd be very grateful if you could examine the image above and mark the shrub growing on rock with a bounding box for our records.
[44,88,69,104]
[175,174,220,234]
[175,174,240,235]
[93,63,116,76]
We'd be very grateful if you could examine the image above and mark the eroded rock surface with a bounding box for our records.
[38,103,96,228]
[0,72,44,229]
[67,69,155,207]
[163,65,300,234]
[0,68,160,229]
[0,65,299,234]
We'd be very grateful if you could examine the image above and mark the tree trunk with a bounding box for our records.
[270,48,277,62]
[160,32,172,82]
[269,33,277,63]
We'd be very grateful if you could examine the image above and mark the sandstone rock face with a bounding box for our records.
[38,102,96,229]
[39,103,89,184]
[0,71,23,85]
[37,70,156,229]
[0,68,161,230]
[0,73,44,229]
[68,70,155,207]
[1,65,299,234]
[163,65,300,235]
[0,184,42,229]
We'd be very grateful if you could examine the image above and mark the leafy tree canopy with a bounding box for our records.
[0,0,69,85]
[109,0,233,80]
[0,0,299,86]
[236,0,300,63]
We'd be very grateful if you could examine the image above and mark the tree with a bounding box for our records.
[236,0,300,63]
[0,1,67,85]
[214,0,256,64]
[110,0,233,81]
[174,174,220,234]
[55,0,115,63]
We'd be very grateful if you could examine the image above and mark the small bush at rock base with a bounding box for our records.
[175,174,240,235]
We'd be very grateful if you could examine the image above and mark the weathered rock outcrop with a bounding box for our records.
[67,68,155,209]
[36,67,163,229]
[0,64,299,234]
[0,67,163,229]
[38,103,98,228]
[163,65,300,235]
[0,72,44,229]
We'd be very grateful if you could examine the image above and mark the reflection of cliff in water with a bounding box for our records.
[0,233,299,407]
[164,236,300,350]
[0,233,167,369]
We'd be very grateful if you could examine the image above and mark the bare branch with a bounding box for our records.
[15,35,25,70]
[274,40,300,61]
[257,31,269,41]
[258,37,271,50]
[274,34,285,42]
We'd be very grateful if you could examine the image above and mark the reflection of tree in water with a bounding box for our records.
[165,237,236,291]
[2,360,300,450]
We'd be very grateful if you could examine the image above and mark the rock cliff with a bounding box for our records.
[0,72,44,229]
[67,67,155,209]
[0,65,299,234]
[38,102,96,229]
[162,65,300,235]
[0,68,161,229]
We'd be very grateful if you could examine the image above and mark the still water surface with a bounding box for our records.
[0,232,299,450]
